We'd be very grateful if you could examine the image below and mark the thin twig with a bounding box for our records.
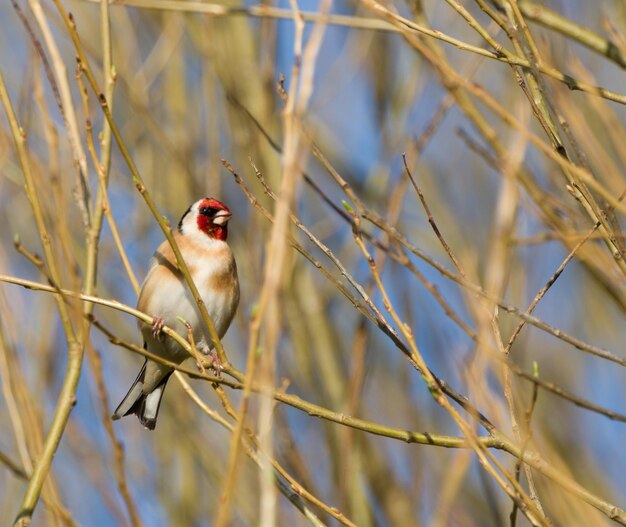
[402,154,464,276]
[505,221,601,353]
[511,364,540,527]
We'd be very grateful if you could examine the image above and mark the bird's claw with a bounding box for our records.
[151,317,165,340]
[198,344,222,376]
[209,351,222,377]
[198,341,222,377]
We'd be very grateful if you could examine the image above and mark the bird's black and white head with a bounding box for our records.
[178,198,232,242]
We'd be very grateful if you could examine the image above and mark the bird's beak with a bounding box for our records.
[212,210,232,226]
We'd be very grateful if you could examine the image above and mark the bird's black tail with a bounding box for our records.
[112,359,172,431]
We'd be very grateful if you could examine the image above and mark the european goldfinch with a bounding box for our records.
[113,198,240,430]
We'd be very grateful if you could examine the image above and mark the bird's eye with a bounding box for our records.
[199,206,216,216]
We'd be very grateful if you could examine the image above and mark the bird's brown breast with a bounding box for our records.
[146,233,238,299]
[207,246,238,293]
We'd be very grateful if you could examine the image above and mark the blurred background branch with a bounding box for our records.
[0,0,625,525]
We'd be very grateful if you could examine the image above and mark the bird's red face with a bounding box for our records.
[195,198,232,241]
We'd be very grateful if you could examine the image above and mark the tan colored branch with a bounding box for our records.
[519,1,626,69]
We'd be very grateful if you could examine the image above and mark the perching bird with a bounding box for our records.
[113,198,240,430]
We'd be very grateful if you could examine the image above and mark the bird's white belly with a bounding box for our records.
[142,273,238,360]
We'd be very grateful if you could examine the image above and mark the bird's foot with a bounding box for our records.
[208,351,222,377]
[198,344,222,376]
[151,316,165,340]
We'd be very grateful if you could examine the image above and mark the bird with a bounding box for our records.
[112,197,240,430]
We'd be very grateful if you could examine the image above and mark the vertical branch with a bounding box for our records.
[216,0,331,524]
[510,368,540,527]
[0,72,83,527]
[216,0,306,520]
[79,3,141,526]
[0,318,32,480]
[25,0,91,226]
